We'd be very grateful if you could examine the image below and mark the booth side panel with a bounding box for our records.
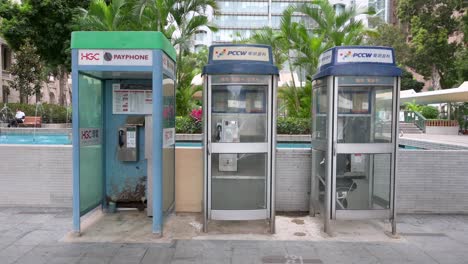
[77,74,104,215]
[161,75,176,212]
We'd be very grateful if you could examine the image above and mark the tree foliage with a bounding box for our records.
[7,41,47,103]
[367,24,411,65]
[0,0,90,105]
[175,47,207,116]
[401,69,424,92]
[397,0,464,90]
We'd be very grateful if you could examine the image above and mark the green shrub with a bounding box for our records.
[421,106,439,119]
[277,117,311,134]
[176,116,202,134]
[175,116,311,135]
[5,103,72,123]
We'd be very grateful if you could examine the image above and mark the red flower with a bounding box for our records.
[190,108,202,122]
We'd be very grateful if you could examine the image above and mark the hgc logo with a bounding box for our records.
[80,52,100,61]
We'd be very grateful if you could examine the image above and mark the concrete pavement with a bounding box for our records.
[1,207,468,264]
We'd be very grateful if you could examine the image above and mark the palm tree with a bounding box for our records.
[296,0,376,47]
[249,27,288,70]
[75,0,133,31]
[176,50,206,116]
[132,0,176,38]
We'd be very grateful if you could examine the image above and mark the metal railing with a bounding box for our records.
[403,110,426,133]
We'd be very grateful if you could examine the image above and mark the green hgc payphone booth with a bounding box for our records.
[71,31,176,235]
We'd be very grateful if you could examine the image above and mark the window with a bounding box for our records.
[194,30,207,41]
[2,45,12,71]
[218,1,268,14]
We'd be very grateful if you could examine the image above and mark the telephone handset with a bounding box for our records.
[215,124,222,142]
[118,129,125,147]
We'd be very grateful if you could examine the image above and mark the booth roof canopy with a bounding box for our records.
[71,31,176,61]
[313,46,402,79]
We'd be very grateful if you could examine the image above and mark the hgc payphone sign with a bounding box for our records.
[78,49,153,66]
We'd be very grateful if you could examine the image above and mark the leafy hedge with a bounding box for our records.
[421,106,439,119]
[176,116,202,134]
[176,116,311,135]
[277,117,311,134]
[3,103,71,123]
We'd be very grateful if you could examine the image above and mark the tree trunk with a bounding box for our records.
[19,90,26,104]
[431,64,442,90]
[58,67,68,106]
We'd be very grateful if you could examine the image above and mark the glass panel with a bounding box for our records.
[162,75,175,211]
[79,74,103,214]
[335,154,391,210]
[211,153,266,210]
[211,84,267,142]
[337,85,393,143]
[311,77,328,217]
[312,78,328,141]
[312,150,326,210]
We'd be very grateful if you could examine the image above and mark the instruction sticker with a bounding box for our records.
[163,128,175,148]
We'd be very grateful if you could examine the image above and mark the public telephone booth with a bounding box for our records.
[310,46,402,235]
[202,44,279,233]
[71,32,176,235]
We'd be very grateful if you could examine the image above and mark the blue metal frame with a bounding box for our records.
[72,50,80,233]
[71,48,175,235]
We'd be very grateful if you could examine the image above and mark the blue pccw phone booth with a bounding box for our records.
[71,31,176,235]
[310,46,402,235]
[202,44,279,233]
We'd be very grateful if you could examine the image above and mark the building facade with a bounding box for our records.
[211,0,316,44]
[0,37,70,105]
[0,37,13,104]
[191,0,393,48]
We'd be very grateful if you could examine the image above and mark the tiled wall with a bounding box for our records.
[0,145,72,207]
[1,144,468,214]
[397,150,468,213]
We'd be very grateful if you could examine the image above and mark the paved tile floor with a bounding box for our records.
[1,207,468,264]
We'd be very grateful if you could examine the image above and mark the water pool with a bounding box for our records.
[0,134,71,145]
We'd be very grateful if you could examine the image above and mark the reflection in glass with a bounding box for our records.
[335,154,391,210]
[312,79,328,141]
[211,153,266,210]
[337,86,393,143]
[211,85,267,142]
